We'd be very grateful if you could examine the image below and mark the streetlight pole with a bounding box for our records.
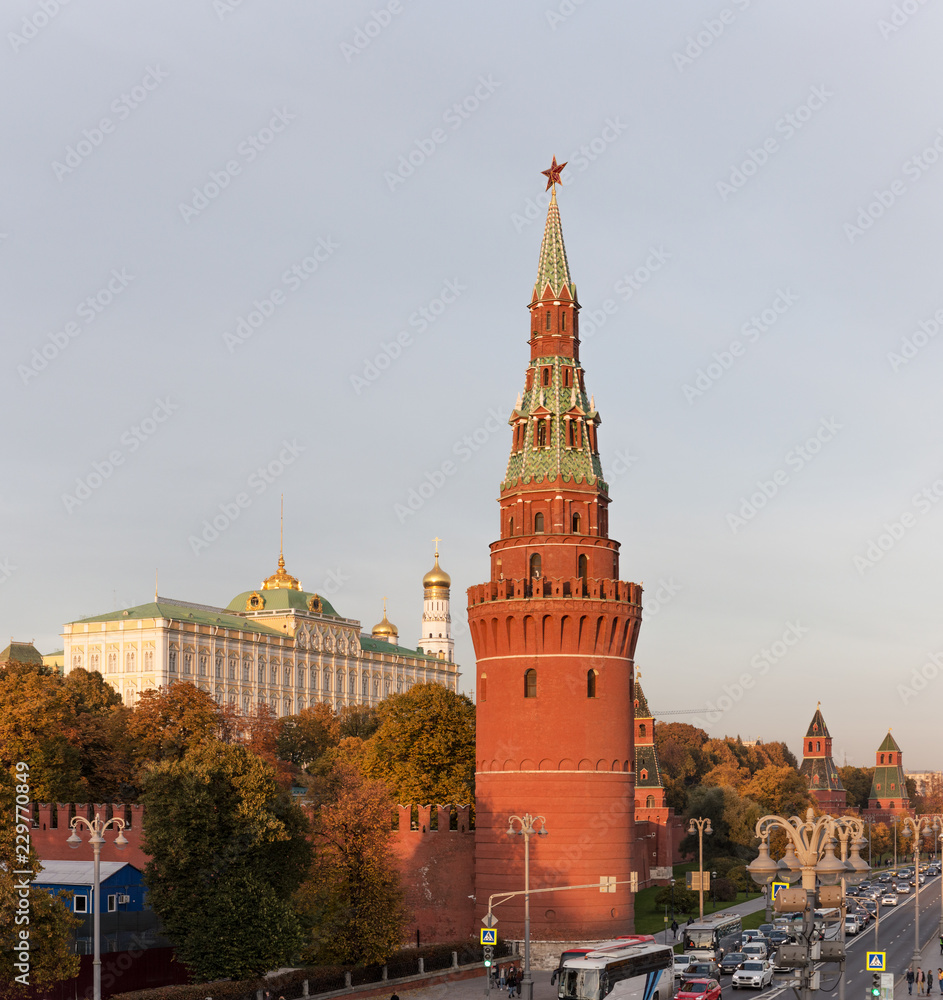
[900,815,941,980]
[507,813,548,1000]
[67,812,128,1000]
[688,817,712,919]
[747,811,869,1000]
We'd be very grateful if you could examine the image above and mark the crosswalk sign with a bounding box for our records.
[866,953,886,972]
[481,928,497,945]
[770,881,788,902]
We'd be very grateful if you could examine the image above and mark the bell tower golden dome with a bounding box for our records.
[422,537,451,594]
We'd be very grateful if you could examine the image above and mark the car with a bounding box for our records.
[768,931,790,947]
[757,924,774,937]
[719,953,748,975]
[675,978,722,1000]
[881,893,899,906]
[684,961,722,982]
[741,942,769,960]
[897,882,911,894]
[845,915,861,936]
[732,961,774,990]
[674,955,697,980]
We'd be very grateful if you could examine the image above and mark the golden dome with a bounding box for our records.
[262,553,302,591]
[423,542,451,590]
[371,599,399,641]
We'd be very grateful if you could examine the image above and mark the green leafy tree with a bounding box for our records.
[361,683,475,803]
[140,739,311,981]
[681,786,761,861]
[654,883,697,916]
[298,762,406,966]
[0,767,80,994]
[838,766,874,811]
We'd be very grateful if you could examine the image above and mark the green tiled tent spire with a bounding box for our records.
[533,188,576,301]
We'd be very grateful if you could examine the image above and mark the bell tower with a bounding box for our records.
[468,161,643,945]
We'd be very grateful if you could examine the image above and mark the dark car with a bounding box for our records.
[768,931,789,947]
[720,952,748,975]
[684,961,722,982]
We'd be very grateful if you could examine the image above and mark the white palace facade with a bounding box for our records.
[61,548,459,713]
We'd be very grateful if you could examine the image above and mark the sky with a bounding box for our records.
[3,0,943,769]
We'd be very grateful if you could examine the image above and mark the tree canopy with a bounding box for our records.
[361,683,475,804]
[140,739,311,981]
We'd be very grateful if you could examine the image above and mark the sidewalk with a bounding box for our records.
[896,932,943,998]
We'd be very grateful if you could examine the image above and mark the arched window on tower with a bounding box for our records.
[587,669,597,698]
[563,365,571,385]
[509,516,514,536]
[524,669,537,698]
[534,512,544,533]
[536,420,547,447]
[808,741,813,752]
[542,367,551,386]
[639,723,646,738]
[530,553,541,578]
[816,741,821,752]
[880,754,885,764]
[545,311,551,332]
[646,795,655,808]
[561,312,566,332]
[578,554,588,587]
[572,512,582,533]
[480,673,487,702]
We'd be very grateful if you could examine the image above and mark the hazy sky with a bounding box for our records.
[4,1,943,769]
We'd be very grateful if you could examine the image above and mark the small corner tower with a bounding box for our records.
[633,675,665,810]
[468,161,643,945]
[866,729,912,820]
[797,703,846,813]
[418,539,453,662]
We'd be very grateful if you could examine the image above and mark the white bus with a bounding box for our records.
[681,912,743,961]
[556,941,674,1000]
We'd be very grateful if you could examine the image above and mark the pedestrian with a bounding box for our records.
[919,969,925,995]
[907,969,915,995]
[391,994,400,1000]
[938,970,943,994]
[671,920,679,940]
[508,969,518,998]
[499,966,506,990]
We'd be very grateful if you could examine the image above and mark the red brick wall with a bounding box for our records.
[390,804,476,945]
[30,803,150,867]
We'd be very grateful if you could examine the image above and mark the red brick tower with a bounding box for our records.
[468,167,643,945]
[797,703,846,813]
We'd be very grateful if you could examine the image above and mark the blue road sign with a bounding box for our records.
[481,928,498,945]
[770,881,788,902]
[866,953,886,972]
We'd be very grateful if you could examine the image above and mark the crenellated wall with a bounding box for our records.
[28,800,478,945]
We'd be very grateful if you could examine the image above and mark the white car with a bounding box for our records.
[844,915,860,936]
[741,942,769,960]
[897,883,911,894]
[881,893,898,906]
[732,960,774,989]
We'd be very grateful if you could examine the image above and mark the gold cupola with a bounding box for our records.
[371,598,399,643]
[423,538,451,594]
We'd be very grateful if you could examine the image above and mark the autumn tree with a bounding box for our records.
[298,761,406,966]
[741,765,813,818]
[140,739,311,981]
[361,683,475,804]
[680,785,762,861]
[0,767,80,994]
[276,703,341,769]
[126,681,228,771]
[0,662,84,801]
[869,823,891,865]
[339,705,379,740]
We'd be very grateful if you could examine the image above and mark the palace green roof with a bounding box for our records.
[358,634,444,662]
[72,601,284,636]
[226,588,340,617]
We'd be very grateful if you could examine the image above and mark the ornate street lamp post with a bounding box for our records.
[67,812,128,1000]
[507,813,548,1000]
[688,817,712,919]
[899,815,941,979]
[747,810,869,1000]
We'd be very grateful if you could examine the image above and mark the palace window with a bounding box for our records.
[216,655,222,679]
[72,651,83,669]
[168,651,176,674]
[199,655,207,677]
[182,653,190,675]
[284,666,291,686]
[90,651,100,671]
[298,667,305,688]
[126,651,136,673]
[242,661,250,682]
[271,666,277,684]
[524,668,537,699]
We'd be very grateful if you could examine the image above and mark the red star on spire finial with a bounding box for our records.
[541,156,567,191]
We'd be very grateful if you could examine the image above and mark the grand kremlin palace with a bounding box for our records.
[60,547,460,712]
